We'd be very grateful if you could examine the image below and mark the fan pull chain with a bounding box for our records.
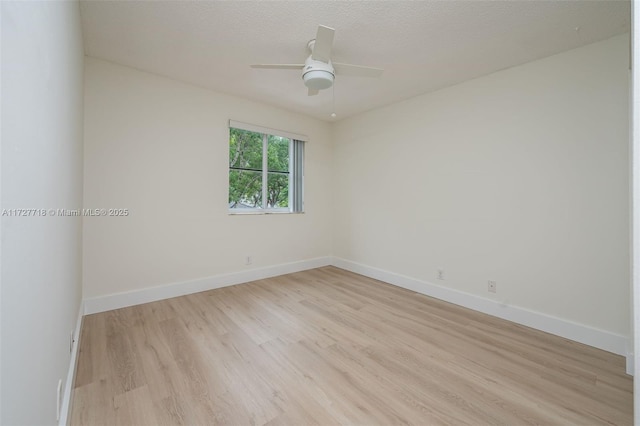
[331,82,336,118]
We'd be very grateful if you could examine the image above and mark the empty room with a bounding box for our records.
[2,0,639,424]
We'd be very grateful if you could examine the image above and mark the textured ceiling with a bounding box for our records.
[80,1,630,122]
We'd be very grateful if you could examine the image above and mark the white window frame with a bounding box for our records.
[228,120,305,215]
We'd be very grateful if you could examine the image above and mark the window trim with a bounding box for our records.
[228,122,305,215]
[229,120,308,142]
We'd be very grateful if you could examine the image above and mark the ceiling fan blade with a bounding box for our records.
[250,64,304,70]
[333,62,384,78]
[308,88,319,96]
[311,25,335,63]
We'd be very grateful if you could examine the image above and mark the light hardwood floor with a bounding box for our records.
[71,266,632,425]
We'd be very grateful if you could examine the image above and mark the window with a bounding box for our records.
[228,121,305,213]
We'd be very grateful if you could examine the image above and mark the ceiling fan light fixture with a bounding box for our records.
[303,69,334,90]
[250,25,383,97]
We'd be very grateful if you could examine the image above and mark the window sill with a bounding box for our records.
[228,210,304,216]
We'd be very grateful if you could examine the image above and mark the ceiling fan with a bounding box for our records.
[251,25,384,96]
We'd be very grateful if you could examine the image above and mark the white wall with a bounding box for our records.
[1,1,84,424]
[632,0,639,415]
[333,35,630,339]
[83,58,333,300]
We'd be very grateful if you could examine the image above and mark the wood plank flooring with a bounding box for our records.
[71,266,632,425]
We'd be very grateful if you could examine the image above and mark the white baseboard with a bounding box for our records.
[80,255,631,373]
[332,257,630,359]
[83,257,332,315]
[59,301,84,426]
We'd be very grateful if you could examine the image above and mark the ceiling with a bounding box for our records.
[80,1,630,122]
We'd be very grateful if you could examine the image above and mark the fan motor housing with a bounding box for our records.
[302,56,335,90]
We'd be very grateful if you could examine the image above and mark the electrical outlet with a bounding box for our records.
[437,269,445,280]
[245,256,252,265]
[488,280,497,293]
